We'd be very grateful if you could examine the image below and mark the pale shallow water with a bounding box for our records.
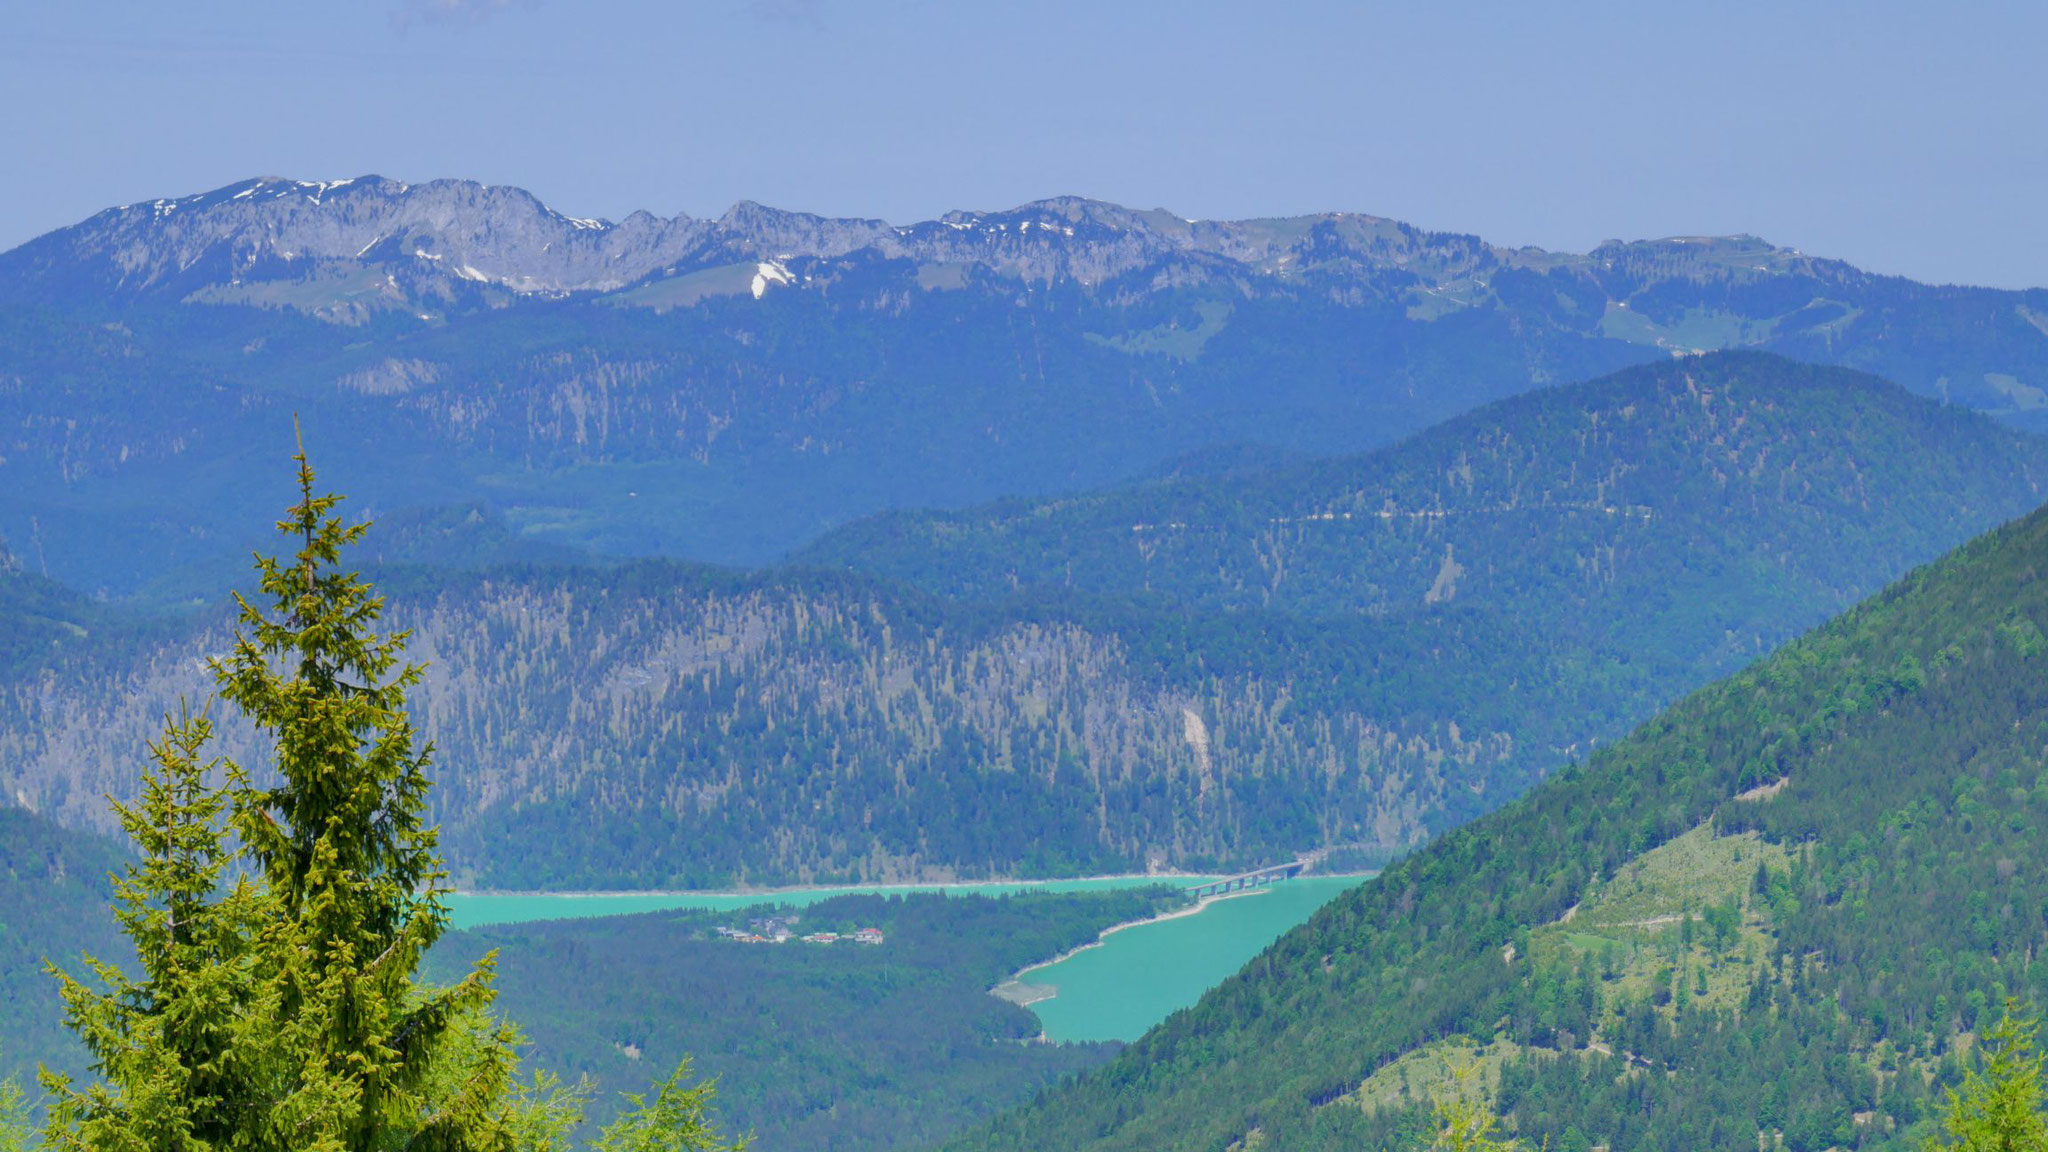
[443,874,1215,930]
[1018,874,1370,1043]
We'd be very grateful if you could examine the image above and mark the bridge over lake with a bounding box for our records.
[1184,860,1306,899]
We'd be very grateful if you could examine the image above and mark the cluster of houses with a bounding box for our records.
[713,914,885,946]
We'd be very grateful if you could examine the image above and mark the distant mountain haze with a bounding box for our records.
[6,355,2044,893]
[5,177,2048,598]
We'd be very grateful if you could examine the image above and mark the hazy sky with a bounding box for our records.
[5,0,2045,287]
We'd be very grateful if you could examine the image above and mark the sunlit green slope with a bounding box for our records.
[954,488,2048,1151]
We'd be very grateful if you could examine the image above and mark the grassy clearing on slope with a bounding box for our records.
[1347,1036,1534,1117]
[1341,823,1798,1122]
[1539,824,1794,1019]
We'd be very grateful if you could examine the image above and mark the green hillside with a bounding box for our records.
[953,490,2048,1150]
[0,808,125,1085]
[0,552,121,679]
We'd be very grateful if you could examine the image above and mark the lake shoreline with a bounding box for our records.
[448,871,1222,900]
[994,873,1378,1043]
[999,872,1381,1001]
[989,889,1274,1022]
[1011,887,1267,983]
[444,872,1244,931]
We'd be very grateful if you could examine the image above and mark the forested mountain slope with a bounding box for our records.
[7,356,2048,889]
[808,352,2048,764]
[0,808,124,1084]
[1,566,1501,888]
[9,178,2048,599]
[955,481,2048,1152]
[0,541,123,677]
[804,354,2044,625]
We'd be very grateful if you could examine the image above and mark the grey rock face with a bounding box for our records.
[5,175,1859,313]
[40,176,717,295]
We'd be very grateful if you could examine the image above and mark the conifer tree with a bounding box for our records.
[41,709,281,1150]
[42,441,739,1152]
[210,437,506,1150]
[1422,1056,1534,1152]
[1,1073,30,1152]
[1929,1001,2048,1152]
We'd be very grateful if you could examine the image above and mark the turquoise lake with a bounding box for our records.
[1017,874,1367,1042]
[444,872,1373,1043]
[444,874,1214,930]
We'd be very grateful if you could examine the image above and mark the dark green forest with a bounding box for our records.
[952,471,2048,1151]
[804,354,2044,635]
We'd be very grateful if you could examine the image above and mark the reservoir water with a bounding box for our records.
[444,874,1213,930]
[1016,874,1366,1042]
[445,872,1371,1043]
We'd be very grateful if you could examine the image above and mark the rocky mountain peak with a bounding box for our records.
[0,175,1848,324]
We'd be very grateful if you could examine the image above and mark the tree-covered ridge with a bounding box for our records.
[806,352,2048,757]
[952,486,2048,1151]
[0,277,1658,601]
[0,557,129,680]
[803,353,2046,628]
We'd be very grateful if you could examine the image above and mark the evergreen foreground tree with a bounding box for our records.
[1929,1002,2048,1152]
[40,443,741,1152]
[1420,1060,1535,1152]
[1,1073,30,1152]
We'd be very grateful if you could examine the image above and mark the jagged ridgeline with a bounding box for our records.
[6,354,2048,888]
[951,481,2048,1151]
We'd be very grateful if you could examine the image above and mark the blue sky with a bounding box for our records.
[5,0,2045,286]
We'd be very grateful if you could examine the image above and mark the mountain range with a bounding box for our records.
[6,177,2048,599]
[10,176,2048,1151]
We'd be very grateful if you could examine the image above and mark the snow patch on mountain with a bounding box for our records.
[750,261,793,299]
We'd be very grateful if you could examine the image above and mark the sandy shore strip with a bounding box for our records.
[994,887,1270,1001]
[990,980,1060,1007]
[990,871,1381,1008]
